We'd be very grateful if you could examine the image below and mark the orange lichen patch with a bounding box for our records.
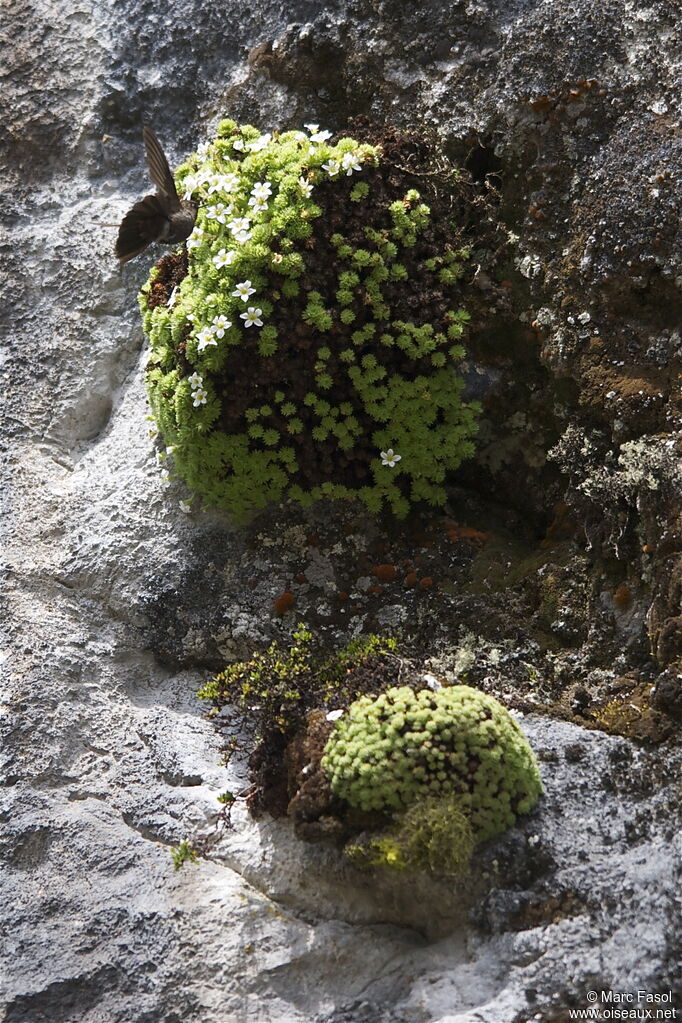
[528,95,555,114]
[613,585,632,608]
[337,591,348,600]
[404,571,418,587]
[459,525,488,546]
[366,585,383,595]
[444,520,488,547]
[293,572,308,584]
[578,362,670,419]
[373,564,397,582]
[419,577,433,589]
[274,591,295,614]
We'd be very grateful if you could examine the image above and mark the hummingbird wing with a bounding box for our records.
[143,126,181,212]
[115,194,169,263]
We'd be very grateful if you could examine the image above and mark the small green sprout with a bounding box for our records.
[171,840,199,870]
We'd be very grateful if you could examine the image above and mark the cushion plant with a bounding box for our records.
[322,684,542,843]
[142,120,480,521]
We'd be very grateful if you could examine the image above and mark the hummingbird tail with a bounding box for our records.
[114,194,168,263]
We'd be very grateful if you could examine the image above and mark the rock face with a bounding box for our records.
[1,1,680,1022]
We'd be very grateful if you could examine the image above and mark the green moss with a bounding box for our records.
[345,796,475,876]
[199,625,398,736]
[142,122,480,522]
[322,684,542,842]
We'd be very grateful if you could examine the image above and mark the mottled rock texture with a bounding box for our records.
[1,1,681,1021]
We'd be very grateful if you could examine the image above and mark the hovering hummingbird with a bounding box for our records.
[115,126,198,264]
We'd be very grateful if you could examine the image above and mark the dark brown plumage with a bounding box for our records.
[115,126,198,264]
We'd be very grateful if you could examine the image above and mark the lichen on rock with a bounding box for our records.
[141,119,480,521]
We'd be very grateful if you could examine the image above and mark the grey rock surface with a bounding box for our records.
[2,1,681,1022]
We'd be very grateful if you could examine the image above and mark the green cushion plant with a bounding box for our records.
[321,684,542,843]
[141,120,480,521]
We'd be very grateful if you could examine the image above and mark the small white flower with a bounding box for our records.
[248,196,269,213]
[188,372,203,390]
[298,176,313,196]
[322,159,340,177]
[165,445,176,455]
[206,174,224,195]
[341,151,362,175]
[196,328,217,352]
[232,280,256,302]
[240,307,263,328]
[233,229,252,244]
[250,180,272,200]
[159,470,171,488]
[192,388,208,407]
[208,172,239,194]
[304,122,320,133]
[325,709,344,722]
[186,227,204,250]
[310,128,333,143]
[182,175,198,199]
[212,314,232,337]
[179,499,192,514]
[247,133,271,152]
[228,216,251,236]
[213,247,235,269]
[186,312,196,322]
[197,141,210,157]
[232,138,246,151]
[205,202,231,224]
[167,286,179,308]
[272,252,283,264]
[380,448,402,467]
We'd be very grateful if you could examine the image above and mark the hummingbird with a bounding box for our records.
[115,126,198,263]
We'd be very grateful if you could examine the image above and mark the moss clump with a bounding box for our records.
[199,625,398,733]
[345,795,475,876]
[322,684,542,842]
[198,625,401,816]
[142,120,480,521]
